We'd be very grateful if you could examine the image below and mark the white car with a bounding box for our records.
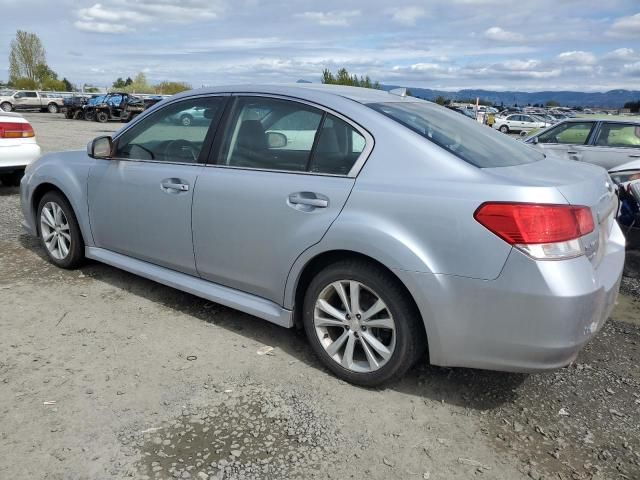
[493,114,551,134]
[0,112,41,186]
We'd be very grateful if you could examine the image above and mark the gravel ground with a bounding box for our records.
[1,112,639,480]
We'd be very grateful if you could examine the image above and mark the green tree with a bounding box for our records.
[125,77,133,86]
[545,100,559,107]
[321,68,380,89]
[434,95,447,105]
[9,30,46,84]
[62,77,74,91]
[155,81,191,94]
[623,100,640,113]
[113,77,126,89]
[12,77,38,89]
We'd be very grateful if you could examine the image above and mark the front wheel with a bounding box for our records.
[302,259,425,386]
[47,103,60,114]
[1,102,13,112]
[499,125,509,133]
[37,191,84,269]
[84,110,94,121]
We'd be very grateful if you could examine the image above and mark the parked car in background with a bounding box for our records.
[0,111,41,186]
[20,85,623,386]
[524,119,640,170]
[493,114,551,134]
[0,90,65,113]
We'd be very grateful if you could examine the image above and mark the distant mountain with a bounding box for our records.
[379,85,640,108]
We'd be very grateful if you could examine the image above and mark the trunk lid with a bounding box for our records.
[485,156,618,266]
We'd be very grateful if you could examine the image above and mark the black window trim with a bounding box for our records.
[109,94,230,166]
[536,120,597,146]
[204,93,374,178]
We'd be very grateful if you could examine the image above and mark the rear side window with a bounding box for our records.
[537,122,594,145]
[308,114,366,175]
[595,123,640,148]
[368,101,543,168]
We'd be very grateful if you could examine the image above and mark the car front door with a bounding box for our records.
[13,91,38,109]
[87,95,227,275]
[192,95,370,304]
[580,122,640,169]
[531,121,596,161]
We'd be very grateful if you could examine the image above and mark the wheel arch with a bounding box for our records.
[288,249,429,357]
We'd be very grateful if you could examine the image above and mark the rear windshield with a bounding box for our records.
[368,101,544,168]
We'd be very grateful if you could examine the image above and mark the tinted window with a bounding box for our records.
[308,114,366,175]
[220,97,323,171]
[114,97,224,163]
[368,101,544,168]
[595,123,640,148]
[25,91,38,98]
[537,122,594,145]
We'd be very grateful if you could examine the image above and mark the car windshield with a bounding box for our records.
[368,101,544,168]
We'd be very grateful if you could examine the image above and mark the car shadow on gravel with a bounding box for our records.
[0,185,19,195]
[18,233,527,412]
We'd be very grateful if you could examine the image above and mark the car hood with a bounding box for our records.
[609,159,640,173]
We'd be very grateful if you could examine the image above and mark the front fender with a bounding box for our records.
[22,151,95,246]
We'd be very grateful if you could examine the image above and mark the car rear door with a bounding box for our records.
[580,122,640,169]
[87,95,227,275]
[192,95,371,304]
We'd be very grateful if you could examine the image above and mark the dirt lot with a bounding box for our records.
[1,113,639,480]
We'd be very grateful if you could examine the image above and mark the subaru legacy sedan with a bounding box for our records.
[20,85,624,386]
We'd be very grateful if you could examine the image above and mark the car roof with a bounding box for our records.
[173,83,422,105]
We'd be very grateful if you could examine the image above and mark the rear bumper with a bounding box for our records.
[395,222,625,372]
[0,143,41,172]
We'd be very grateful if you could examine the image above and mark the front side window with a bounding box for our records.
[25,91,37,98]
[537,122,594,145]
[220,97,323,172]
[368,101,543,168]
[114,97,225,163]
[595,123,640,148]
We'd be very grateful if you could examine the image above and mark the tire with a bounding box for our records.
[84,110,94,122]
[95,111,109,123]
[499,125,509,133]
[0,171,23,187]
[0,102,11,112]
[302,259,425,387]
[180,114,193,126]
[73,110,85,120]
[47,103,59,114]
[37,191,84,269]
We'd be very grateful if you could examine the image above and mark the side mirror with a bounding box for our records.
[266,131,287,149]
[87,136,113,158]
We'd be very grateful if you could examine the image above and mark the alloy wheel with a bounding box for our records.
[40,201,71,260]
[313,280,396,373]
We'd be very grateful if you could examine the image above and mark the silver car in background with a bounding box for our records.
[525,118,640,169]
[20,84,624,386]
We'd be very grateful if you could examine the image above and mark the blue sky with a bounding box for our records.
[1,0,639,91]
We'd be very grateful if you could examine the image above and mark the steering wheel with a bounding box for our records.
[164,139,197,162]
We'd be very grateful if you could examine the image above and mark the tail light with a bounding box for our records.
[474,202,595,260]
[0,121,35,138]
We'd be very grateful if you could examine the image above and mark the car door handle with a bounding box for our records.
[567,151,578,154]
[288,192,329,209]
[160,179,190,192]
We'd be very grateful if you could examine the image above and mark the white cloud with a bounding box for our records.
[295,10,361,27]
[607,13,640,38]
[603,48,636,61]
[74,0,222,33]
[483,27,524,42]
[389,6,427,26]
[556,50,596,65]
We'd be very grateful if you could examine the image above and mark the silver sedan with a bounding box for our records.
[20,84,624,386]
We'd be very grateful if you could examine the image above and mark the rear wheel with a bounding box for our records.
[84,110,95,122]
[37,191,84,269]
[302,259,424,386]
[180,114,193,126]
[47,103,59,114]
[95,111,109,123]
[499,125,509,133]
[0,102,11,112]
[73,110,85,120]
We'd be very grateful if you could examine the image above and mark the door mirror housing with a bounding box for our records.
[88,136,113,159]
[266,131,287,149]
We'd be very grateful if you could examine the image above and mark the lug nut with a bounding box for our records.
[346,314,351,320]
[345,325,350,330]
[356,314,361,320]
[361,326,367,331]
